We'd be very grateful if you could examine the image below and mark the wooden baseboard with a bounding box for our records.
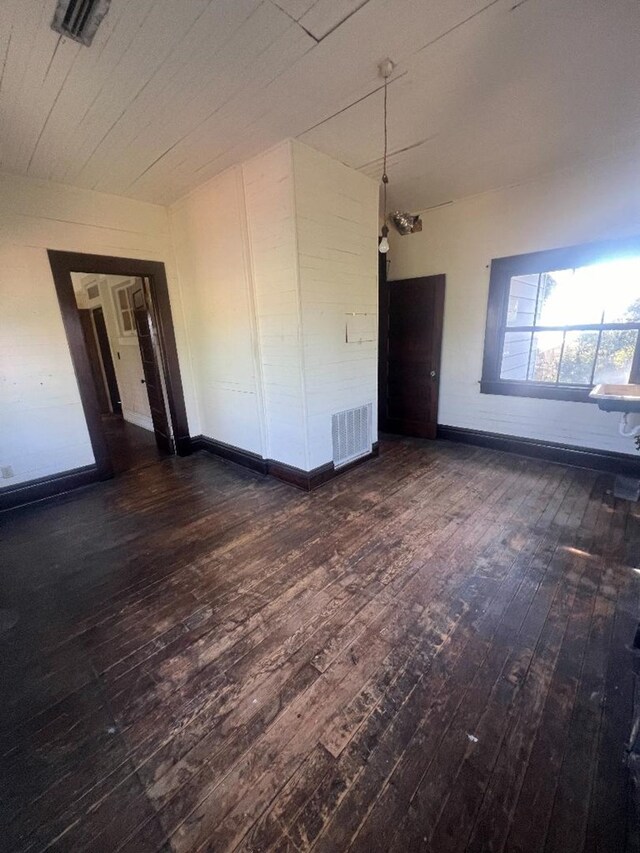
[438,425,640,476]
[190,436,268,475]
[0,465,102,512]
[193,435,379,491]
[1,438,380,512]
[267,459,337,491]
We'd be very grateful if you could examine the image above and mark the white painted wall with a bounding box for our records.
[387,152,640,457]
[170,167,265,457]
[292,141,379,469]
[171,140,378,471]
[0,172,197,489]
[243,143,307,469]
[1,141,378,490]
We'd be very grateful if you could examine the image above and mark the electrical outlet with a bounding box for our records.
[1,465,14,479]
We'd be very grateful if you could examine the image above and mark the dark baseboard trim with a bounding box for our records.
[0,437,380,512]
[190,435,268,475]
[174,434,194,456]
[438,425,640,476]
[194,435,379,491]
[0,464,102,512]
[267,459,325,491]
[268,444,380,491]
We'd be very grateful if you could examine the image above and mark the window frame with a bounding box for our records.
[481,235,640,403]
[112,280,137,338]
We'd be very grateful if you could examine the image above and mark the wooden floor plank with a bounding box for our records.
[0,439,638,853]
[330,469,590,853]
[461,474,609,853]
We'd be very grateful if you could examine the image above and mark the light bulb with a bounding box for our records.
[378,236,390,253]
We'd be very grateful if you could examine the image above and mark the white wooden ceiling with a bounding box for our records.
[1,0,640,210]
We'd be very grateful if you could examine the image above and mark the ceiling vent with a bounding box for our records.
[51,0,111,46]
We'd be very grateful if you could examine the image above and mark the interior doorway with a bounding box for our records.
[49,251,191,480]
[378,266,446,439]
[71,272,170,473]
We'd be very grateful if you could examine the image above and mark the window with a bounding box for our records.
[481,237,640,402]
[113,281,137,337]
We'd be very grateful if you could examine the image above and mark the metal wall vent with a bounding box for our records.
[52,0,111,46]
[332,403,373,468]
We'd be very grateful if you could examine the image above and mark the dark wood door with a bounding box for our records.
[78,309,110,414]
[379,273,445,439]
[92,306,121,415]
[131,282,173,454]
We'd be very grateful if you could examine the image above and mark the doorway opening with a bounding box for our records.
[49,251,191,480]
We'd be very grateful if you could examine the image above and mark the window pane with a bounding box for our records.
[593,329,637,384]
[558,330,599,385]
[528,331,563,382]
[118,289,128,310]
[596,258,640,322]
[500,331,532,379]
[536,269,606,326]
[122,310,132,332]
[506,274,539,326]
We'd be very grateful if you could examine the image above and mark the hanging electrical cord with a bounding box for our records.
[377,58,422,248]
[382,68,388,214]
[378,59,393,253]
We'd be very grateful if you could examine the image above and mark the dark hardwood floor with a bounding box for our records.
[102,414,166,474]
[0,438,639,853]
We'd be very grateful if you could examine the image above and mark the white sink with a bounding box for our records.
[589,383,640,413]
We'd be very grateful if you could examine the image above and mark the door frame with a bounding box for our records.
[130,279,173,454]
[48,250,192,480]
[92,305,122,416]
[77,308,111,415]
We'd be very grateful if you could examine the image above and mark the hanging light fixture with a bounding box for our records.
[377,59,422,253]
[378,59,393,254]
[390,210,422,235]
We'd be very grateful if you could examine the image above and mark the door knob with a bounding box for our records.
[430,370,437,378]
[141,379,146,384]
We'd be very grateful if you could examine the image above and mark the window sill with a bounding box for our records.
[480,379,594,403]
